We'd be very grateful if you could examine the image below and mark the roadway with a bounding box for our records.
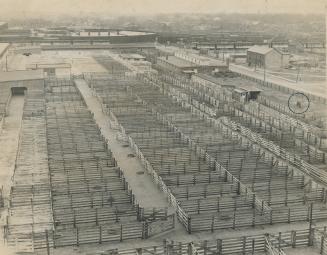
[229,64,327,100]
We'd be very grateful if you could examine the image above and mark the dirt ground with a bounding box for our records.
[284,246,321,255]
[0,96,24,254]
[0,96,24,199]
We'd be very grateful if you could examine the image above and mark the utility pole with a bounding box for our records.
[264,61,266,83]
[296,66,301,83]
[5,55,8,71]
[254,55,257,71]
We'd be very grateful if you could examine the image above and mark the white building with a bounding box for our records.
[247,45,290,69]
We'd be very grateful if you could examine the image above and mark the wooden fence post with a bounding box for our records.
[291,230,296,248]
[76,227,79,247]
[120,224,123,242]
[45,230,50,255]
[52,230,56,249]
[242,236,246,255]
[99,226,102,244]
[217,239,222,255]
[252,238,255,254]
[188,217,192,234]
[321,235,325,255]
[203,240,208,255]
[309,227,315,246]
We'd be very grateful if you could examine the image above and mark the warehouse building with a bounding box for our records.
[247,45,290,69]
[0,70,44,95]
[157,55,198,74]
[26,62,71,77]
[157,55,228,75]
[175,51,228,73]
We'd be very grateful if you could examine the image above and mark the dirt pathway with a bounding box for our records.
[0,96,24,199]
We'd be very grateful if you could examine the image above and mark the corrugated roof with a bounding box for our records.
[0,70,44,82]
[234,88,247,93]
[247,45,274,55]
[159,56,196,68]
[239,85,262,92]
[120,53,146,60]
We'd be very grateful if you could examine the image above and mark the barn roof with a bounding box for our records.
[247,45,274,55]
[0,70,44,82]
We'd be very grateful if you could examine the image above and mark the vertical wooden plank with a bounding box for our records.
[203,240,208,255]
[291,230,296,248]
[120,224,123,242]
[76,227,79,247]
[188,217,192,234]
[99,225,102,244]
[242,236,246,255]
[217,239,222,255]
[45,230,50,255]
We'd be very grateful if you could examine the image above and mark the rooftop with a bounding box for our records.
[209,76,265,92]
[120,53,146,60]
[190,54,227,67]
[247,45,274,55]
[158,56,196,68]
[239,86,262,92]
[74,30,155,37]
[26,62,71,69]
[0,70,44,83]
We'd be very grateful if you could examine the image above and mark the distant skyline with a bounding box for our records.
[0,0,325,19]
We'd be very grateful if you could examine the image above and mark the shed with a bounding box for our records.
[232,86,262,102]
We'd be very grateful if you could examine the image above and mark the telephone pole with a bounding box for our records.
[296,66,301,83]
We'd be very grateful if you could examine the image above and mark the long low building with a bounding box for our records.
[157,55,228,75]
[0,70,44,94]
[157,55,198,73]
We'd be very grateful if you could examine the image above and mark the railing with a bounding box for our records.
[220,117,327,186]
[140,74,272,217]
[265,236,286,255]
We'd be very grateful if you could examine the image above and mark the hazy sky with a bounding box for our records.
[0,0,325,18]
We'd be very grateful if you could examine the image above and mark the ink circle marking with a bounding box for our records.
[287,92,310,114]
